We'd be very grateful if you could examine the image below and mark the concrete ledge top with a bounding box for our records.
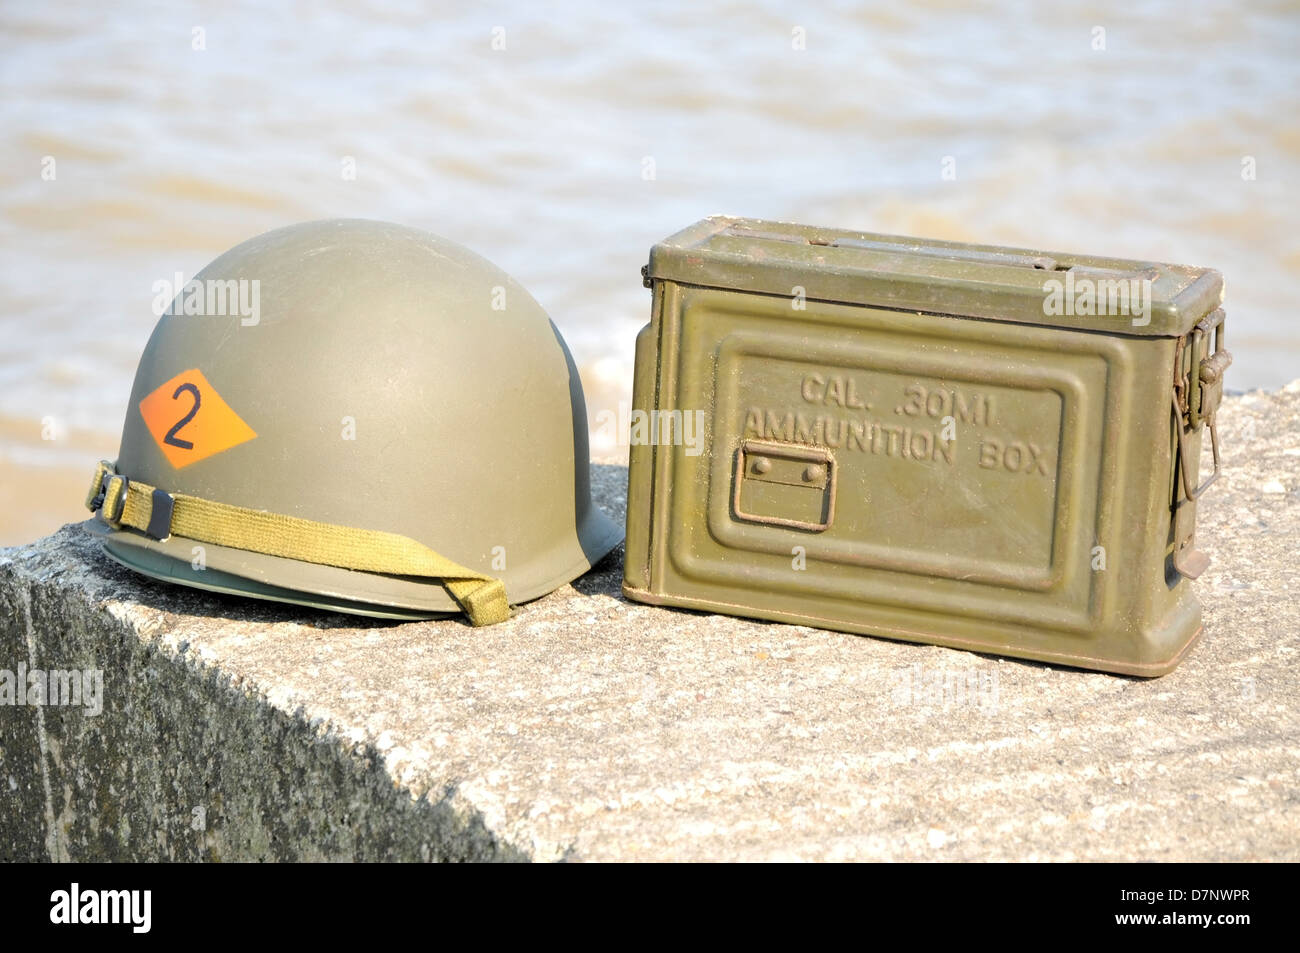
[3,385,1299,861]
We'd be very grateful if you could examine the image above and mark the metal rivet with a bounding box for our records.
[751,457,772,475]
[803,464,824,482]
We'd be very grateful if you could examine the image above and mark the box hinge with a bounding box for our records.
[1170,308,1230,579]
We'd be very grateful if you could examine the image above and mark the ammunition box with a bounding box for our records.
[623,217,1230,676]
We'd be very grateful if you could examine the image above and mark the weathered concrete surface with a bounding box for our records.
[2,387,1298,862]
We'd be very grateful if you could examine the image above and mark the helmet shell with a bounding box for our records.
[100,219,622,617]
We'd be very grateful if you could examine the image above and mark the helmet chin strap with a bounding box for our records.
[85,461,510,627]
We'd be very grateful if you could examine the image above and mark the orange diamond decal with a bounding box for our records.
[138,368,257,468]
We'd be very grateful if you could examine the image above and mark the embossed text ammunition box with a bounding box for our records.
[623,217,1229,676]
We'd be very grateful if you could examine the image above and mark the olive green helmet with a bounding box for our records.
[85,219,622,623]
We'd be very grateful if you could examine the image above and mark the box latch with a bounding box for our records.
[732,439,836,532]
[1171,308,1231,579]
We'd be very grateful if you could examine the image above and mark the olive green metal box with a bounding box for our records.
[623,217,1230,676]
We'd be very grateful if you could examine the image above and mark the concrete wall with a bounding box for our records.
[2,391,1297,861]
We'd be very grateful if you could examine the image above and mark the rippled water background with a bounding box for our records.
[1,0,1297,542]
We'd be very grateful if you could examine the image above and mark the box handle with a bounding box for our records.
[827,237,1060,270]
[726,227,1160,278]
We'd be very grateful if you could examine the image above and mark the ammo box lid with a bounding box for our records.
[646,216,1224,337]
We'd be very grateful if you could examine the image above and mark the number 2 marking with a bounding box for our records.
[164,382,201,450]
[139,368,254,467]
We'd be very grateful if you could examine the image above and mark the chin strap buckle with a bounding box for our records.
[85,461,129,527]
[84,461,173,539]
[84,460,114,513]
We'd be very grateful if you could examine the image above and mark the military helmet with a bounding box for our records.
[85,219,622,624]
